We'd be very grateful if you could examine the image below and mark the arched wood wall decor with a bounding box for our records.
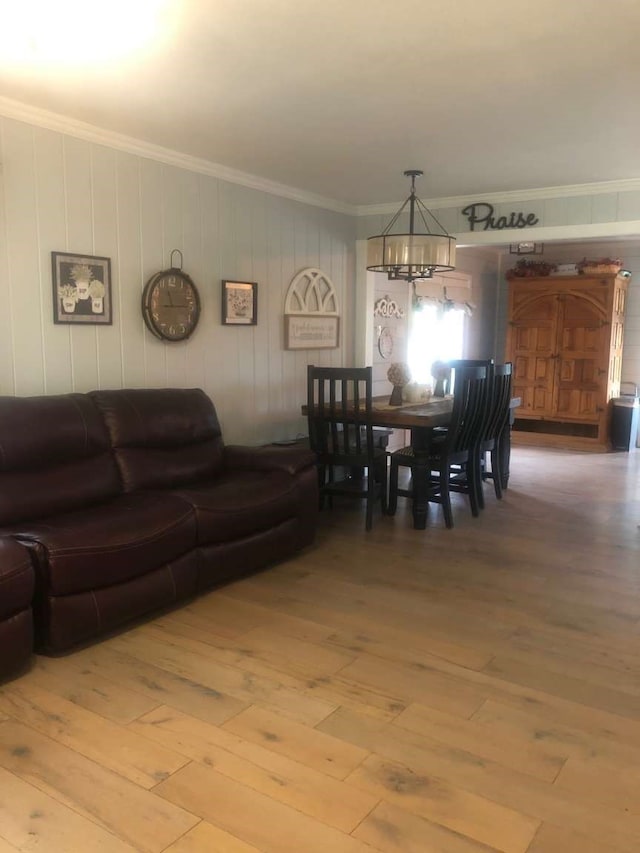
[284,268,339,315]
[284,268,340,350]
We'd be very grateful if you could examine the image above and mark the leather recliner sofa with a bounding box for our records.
[0,537,35,679]
[0,387,317,664]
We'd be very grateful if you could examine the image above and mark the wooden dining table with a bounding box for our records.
[302,394,520,530]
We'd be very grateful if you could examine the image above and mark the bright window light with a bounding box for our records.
[0,0,176,68]
[408,304,465,385]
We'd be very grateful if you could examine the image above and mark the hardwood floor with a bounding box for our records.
[1,445,640,852]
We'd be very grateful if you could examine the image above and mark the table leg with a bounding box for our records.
[410,454,430,529]
[409,428,433,530]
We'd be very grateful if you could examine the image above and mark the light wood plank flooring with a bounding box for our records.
[1,446,640,852]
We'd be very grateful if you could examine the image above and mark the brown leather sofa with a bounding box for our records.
[0,537,34,679]
[0,388,317,660]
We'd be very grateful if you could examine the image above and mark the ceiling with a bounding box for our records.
[1,0,639,208]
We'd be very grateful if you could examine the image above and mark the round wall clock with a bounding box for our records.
[142,254,200,342]
[377,326,394,359]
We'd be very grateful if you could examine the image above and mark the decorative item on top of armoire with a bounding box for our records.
[141,250,200,342]
[505,271,629,450]
[505,258,557,279]
[387,362,412,406]
[52,251,112,325]
[577,257,623,276]
[284,267,340,350]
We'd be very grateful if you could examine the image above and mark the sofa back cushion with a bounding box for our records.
[0,393,121,525]
[90,388,225,491]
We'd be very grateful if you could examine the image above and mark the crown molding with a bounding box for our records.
[0,96,357,215]
[356,179,640,217]
[1,96,639,219]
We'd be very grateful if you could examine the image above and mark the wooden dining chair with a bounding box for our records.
[306,365,388,531]
[477,362,513,506]
[388,364,488,528]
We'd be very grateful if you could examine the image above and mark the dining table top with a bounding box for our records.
[366,395,454,429]
[302,394,521,431]
[302,394,454,430]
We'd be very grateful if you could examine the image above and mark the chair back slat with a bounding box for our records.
[445,365,488,454]
[483,362,513,444]
[306,364,386,531]
[307,365,375,463]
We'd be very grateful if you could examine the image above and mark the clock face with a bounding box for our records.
[377,326,394,359]
[142,269,200,342]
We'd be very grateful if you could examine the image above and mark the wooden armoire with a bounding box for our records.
[505,272,628,450]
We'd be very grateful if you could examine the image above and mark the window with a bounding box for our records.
[407,303,465,385]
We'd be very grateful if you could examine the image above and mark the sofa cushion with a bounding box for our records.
[173,470,299,546]
[0,394,121,524]
[0,537,34,622]
[91,388,225,491]
[13,493,197,596]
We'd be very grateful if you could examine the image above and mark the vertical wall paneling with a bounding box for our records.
[280,199,298,436]
[91,144,122,389]
[293,201,311,418]
[216,179,241,436]
[266,195,286,440]
[3,121,45,394]
[139,157,168,387]
[64,135,99,391]
[116,151,145,388]
[181,169,206,392]
[250,187,270,442]
[0,127,15,394]
[34,127,71,394]
[234,185,259,443]
[0,116,354,442]
[162,164,188,389]
[200,175,221,404]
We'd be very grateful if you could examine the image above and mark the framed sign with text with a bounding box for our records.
[284,314,339,350]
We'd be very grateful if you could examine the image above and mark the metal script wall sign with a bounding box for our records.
[461,202,539,232]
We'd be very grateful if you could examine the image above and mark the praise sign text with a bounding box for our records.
[461,202,539,232]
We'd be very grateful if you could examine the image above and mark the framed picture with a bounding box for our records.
[222,280,257,325]
[284,314,340,350]
[52,252,112,325]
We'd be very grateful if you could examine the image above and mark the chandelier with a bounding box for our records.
[366,169,456,283]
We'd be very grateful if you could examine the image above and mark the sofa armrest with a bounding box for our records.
[224,444,316,476]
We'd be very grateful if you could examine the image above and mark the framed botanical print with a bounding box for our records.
[52,252,112,325]
[222,280,257,325]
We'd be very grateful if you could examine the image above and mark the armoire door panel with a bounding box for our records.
[513,325,554,352]
[560,325,601,353]
[558,358,600,384]
[556,389,598,419]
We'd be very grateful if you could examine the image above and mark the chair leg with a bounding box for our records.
[388,458,399,515]
[378,457,389,514]
[440,466,454,529]
[366,470,375,531]
[468,457,481,518]
[490,447,503,499]
[317,466,326,510]
[476,450,486,511]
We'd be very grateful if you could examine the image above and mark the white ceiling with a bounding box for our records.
[1,0,639,208]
